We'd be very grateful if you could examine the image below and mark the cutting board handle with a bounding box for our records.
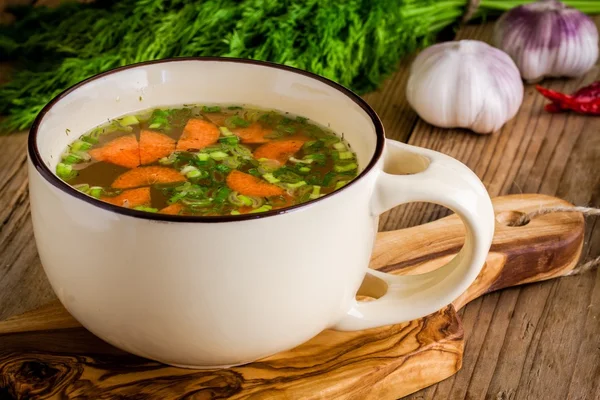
[368,193,584,310]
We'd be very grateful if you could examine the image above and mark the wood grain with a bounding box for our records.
[0,2,598,398]
[0,194,586,399]
[398,18,600,400]
[0,308,462,400]
[0,133,56,322]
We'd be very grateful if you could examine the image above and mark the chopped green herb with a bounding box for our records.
[186,169,202,178]
[335,180,349,190]
[62,153,83,164]
[118,115,139,126]
[215,164,231,173]
[289,156,313,164]
[89,187,103,198]
[202,105,221,113]
[180,165,198,174]
[210,151,228,161]
[56,162,77,180]
[322,172,336,186]
[276,124,296,134]
[226,115,251,128]
[305,153,326,165]
[222,157,241,169]
[262,173,280,183]
[334,151,354,160]
[303,140,325,153]
[231,145,253,159]
[250,205,273,213]
[214,187,232,204]
[81,135,98,144]
[310,185,321,199]
[70,140,92,152]
[239,195,253,206]
[274,168,303,183]
[183,198,213,207]
[133,206,158,213]
[219,136,239,145]
[334,162,358,173]
[148,109,170,129]
[219,126,233,136]
[159,156,174,165]
[74,183,90,192]
[248,168,261,177]
[286,181,307,189]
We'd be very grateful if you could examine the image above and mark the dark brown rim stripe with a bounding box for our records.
[28,57,385,223]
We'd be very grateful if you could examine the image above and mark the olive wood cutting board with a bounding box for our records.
[0,194,585,400]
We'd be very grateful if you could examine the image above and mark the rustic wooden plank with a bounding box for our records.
[0,132,56,321]
[0,2,598,398]
[362,54,420,144]
[401,18,600,400]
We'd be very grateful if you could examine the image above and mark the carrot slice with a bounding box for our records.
[176,119,220,151]
[233,123,273,144]
[101,187,150,208]
[159,203,184,215]
[226,170,284,197]
[253,139,305,164]
[139,130,176,165]
[112,166,186,189]
[89,135,140,169]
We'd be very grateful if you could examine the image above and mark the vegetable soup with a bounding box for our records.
[56,105,359,216]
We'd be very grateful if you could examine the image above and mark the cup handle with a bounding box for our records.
[332,139,495,331]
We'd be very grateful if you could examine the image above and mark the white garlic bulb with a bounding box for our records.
[494,0,599,83]
[406,40,524,134]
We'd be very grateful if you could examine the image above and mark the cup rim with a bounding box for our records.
[28,57,385,223]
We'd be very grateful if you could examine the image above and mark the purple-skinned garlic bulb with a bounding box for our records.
[406,40,523,134]
[494,0,599,83]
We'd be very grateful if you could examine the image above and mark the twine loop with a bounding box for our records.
[510,205,600,276]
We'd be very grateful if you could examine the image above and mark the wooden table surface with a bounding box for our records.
[0,9,599,400]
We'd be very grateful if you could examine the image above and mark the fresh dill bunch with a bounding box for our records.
[1,0,599,132]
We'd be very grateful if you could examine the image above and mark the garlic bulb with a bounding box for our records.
[406,40,524,134]
[494,0,599,83]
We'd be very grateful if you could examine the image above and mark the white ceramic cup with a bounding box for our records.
[28,58,495,368]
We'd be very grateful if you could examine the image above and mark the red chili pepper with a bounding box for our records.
[536,81,600,116]
[572,81,600,102]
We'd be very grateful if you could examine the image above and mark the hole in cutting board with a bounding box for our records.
[496,211,530,227]
[356,273,388,302]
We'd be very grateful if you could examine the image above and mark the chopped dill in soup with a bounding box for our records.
[56,105,359,216]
